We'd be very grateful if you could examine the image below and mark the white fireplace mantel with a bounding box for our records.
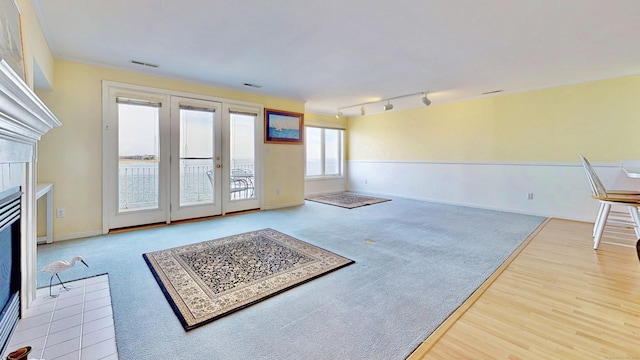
[0,59,61,312]
[0,60,61,145]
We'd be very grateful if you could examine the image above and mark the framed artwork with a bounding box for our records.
[264,108,304,144]
[0,0,24,79]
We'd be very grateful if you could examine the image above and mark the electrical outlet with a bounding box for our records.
[364,179,368,184]
[276,188,280,195]
[527,193,534,200]
[56,208,65,218]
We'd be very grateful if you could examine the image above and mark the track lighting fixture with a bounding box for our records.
[336,90,431,118]
[421,92,431,106]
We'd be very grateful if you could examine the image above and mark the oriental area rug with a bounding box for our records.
[306,192,391,209]
[142,228,354,331]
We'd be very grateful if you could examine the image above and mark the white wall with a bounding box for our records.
[304,177,346,196]
[347,160,638,222]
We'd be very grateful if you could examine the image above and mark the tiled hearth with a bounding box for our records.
[2,275,118,360]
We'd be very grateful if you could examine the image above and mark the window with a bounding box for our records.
[305,127,344,177]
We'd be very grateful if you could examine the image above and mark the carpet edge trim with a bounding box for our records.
[142,253,192,331]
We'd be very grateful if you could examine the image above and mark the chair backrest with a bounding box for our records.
[580,155,608,198]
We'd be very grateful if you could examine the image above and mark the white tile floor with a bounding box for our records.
[2,275,119,360]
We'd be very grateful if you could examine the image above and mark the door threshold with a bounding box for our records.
[108,208,261,234]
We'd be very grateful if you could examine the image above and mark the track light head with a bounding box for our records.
[340,91,428,115]
[421,93,431,106]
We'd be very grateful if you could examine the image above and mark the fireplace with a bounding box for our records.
[0,58,61,353]
[0,187,21,355]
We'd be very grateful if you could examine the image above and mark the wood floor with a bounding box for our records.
[408,218,640,359]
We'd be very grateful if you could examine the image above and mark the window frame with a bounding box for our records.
[304,126,345,179]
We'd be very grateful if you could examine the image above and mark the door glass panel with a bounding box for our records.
[230,113,255,200]
[118,103,160,212]
[179,107,215,206]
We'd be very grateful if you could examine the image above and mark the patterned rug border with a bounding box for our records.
[305,192,391,209]
[143,229,355,331]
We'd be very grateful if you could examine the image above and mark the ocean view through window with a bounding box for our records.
[118,100,161,211]
[117,98,161,211]
[119,159,255,209]
[305,127,344,177]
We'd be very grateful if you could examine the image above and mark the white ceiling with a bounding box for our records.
[31,0,640,117]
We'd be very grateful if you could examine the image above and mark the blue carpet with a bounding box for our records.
[36,197,545,360]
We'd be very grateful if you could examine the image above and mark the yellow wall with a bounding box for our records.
[36,60,305,237]
[348,75,640,163]
[17,0,54,88]
[304,112,346,128]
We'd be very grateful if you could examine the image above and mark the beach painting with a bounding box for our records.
[264,109,304,144]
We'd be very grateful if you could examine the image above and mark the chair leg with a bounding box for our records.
[593,201,608,239]
[593,202,611,250]
[594,202,606,237]
[628,206,640,239]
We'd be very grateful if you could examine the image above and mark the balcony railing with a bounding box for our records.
[118,160,254,211]
[119,163,160,210]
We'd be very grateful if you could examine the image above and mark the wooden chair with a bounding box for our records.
[581,156,640,237]
[580,155,640,249]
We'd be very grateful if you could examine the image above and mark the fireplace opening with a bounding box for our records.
[0,186,21,356]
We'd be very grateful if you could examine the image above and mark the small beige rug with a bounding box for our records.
[305,192,391,209]
[143,229,354,330]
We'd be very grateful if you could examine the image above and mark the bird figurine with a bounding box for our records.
[40,256,89,297]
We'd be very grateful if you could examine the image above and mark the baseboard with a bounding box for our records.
[303,190,344,197]
[53,230,103,242]
[262,201,305,210]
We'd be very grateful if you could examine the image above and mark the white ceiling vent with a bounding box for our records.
[130,60,159,68]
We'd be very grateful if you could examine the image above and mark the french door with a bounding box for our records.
[223,106,261,213]
[169,97,222,221]
[103,83,261,231]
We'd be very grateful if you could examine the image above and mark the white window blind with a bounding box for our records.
[116,97,162,108]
